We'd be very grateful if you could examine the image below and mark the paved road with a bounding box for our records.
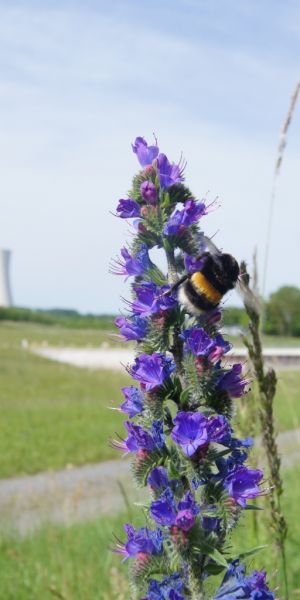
[1,429,299,536]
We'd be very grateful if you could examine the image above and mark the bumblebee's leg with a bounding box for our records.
[163,274,189,295]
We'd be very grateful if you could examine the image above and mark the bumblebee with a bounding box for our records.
[167,239,240,315]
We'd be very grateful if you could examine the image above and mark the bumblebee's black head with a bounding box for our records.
[219,253,240,286]
[202,252,240,294]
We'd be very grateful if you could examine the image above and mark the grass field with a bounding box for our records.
[0,343,130,477]
[0,465,299,599]
[0,320,117,348]
[0,321,300,478]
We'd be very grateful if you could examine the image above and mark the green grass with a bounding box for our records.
[0,512,131,600]
[274,370,300,432]
[0,320,118,348]
[0,344,130,478]
[0,466,299,599]
[227,333,300,347]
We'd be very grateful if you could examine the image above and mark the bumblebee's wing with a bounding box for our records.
[203,235,222,256]
[236,278,261,316]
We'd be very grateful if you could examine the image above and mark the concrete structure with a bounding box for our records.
[0,249,13,306]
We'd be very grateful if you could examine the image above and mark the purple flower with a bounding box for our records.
[184,253,206,273]
[116,198,141,218]
[183,327,216,357]
[206,415,231,444]
[208,334,231,362]
[114,524,163,560]
[132,136,159,167]
[158,285,178,311]
[113,420,164,454]
[115,315,148,341]
[175,491,200,531]
[120,386,144,417]
[150,420,166,450]
[150,489,199,531]
[148,466,170,491]
[111,244,151,278]
[131,282,177,317]
[224,466,264,507]
[171,412,208,457]
[140,180,158,204]
[216,364,250,398]
[150,488,177,526]
[163,199,207,236]
[143,574,184,600]
[131,281,160,316]
[157,153,184,188]
[174,509,196,532]
[247,570,275,599]
[130,352,176,391]
[214,561,275,599]
[201,516,220,531]
[124,421,155,453]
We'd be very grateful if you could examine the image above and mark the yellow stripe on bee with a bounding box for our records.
[191,272,222,303]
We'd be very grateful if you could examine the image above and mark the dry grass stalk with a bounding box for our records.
[262,80,300,297]
[239,261,288,599]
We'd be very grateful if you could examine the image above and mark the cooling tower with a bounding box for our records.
[0,249,13,306]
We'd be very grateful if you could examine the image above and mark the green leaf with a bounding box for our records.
[207,548,228,568]
[237,545,268,560]
[180,386,192,406]
[205,564,226,576]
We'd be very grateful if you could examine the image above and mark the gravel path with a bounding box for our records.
[1,429,300,536]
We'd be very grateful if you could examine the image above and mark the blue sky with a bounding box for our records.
[0,0,299,312]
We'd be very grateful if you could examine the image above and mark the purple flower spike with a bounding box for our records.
[116,198,141,218]
[171,411,208,457]
[157,153,184,188]
[163,199,207,236]
[140,180,158,204]
[217,364,250,398]
[115,315,148,341]
[120,386,144,417]
[150,488,177,526]
[132,136,159,167]
[130,352,176,391]
[224,466,264,507]
[114,524,163,560]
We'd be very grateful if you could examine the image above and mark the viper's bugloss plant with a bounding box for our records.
[111,136,275,599]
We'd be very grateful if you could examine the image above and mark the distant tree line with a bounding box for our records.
[0,285,299,336]
[0,306,115,330]
[223,285,300,337]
